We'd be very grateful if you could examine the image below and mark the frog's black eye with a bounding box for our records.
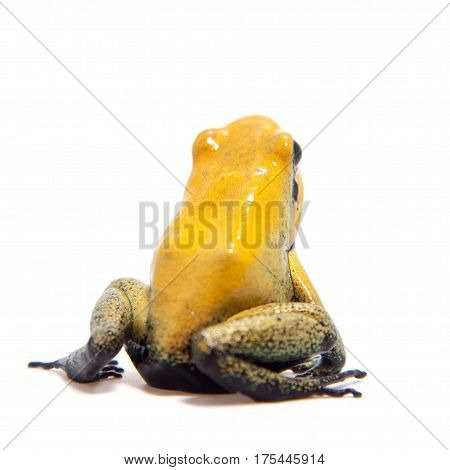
[293,140,302,166]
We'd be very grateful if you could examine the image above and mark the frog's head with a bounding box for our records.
[187,116,303,250]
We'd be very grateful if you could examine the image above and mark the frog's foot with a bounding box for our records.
[295,369,367,398]
[29,360,124,381]
[28,359,121,369]
[191,302,367,402]
[28,349,126,382]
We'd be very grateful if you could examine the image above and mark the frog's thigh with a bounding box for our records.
[191,303,365,401]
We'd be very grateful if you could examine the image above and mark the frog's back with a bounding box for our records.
[148,116,296,363]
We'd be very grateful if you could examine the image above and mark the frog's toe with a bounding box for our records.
[28,361,59,370]
[100,364,124,373]
[320,387,362,398]
[353,370,367,379]
[107,360,119,366]
[295,368,366,381]
[95,370,123,380]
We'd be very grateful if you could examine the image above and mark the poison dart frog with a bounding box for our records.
[29,116,366,401]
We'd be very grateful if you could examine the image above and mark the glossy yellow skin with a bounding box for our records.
[148,116,320,363]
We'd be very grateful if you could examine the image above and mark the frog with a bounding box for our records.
[29,115,366,401]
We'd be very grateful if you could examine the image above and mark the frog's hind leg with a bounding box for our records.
[191,302,366,402]
[29,278,150,383]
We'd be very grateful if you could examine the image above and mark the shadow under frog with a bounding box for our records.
[29,116,366,401]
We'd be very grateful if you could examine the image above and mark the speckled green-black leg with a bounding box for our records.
[191,302,366,401]
[29,278,149,383]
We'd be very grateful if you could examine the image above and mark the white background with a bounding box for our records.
[1,1,449,468]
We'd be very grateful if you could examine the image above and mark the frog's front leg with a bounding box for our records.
[191,303,366,402]
[29,278,150,382]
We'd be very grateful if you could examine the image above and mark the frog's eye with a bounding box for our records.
[293,140,302,166]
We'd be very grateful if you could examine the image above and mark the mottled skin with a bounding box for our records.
[29,116,366,401]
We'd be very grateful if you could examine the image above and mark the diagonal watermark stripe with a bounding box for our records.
[253,254,279,281]
[257,3,449,196]
[345,347,448,450]
[303,2,449,151]
[3,255,199,450]
[0,1,191,194]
